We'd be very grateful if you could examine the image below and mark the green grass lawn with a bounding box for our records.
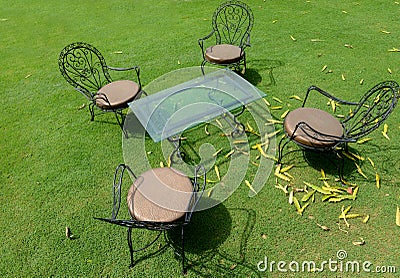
[1,0,399,277]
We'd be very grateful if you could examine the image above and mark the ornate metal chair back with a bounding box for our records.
[212,0,254,47]
[58,42,112,99]
[342,80,399,139]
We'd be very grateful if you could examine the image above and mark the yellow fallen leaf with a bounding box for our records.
[396,206,400,227]
[363,215,370,224]
[357,137,372,144]
[207,187,214,197]
[275,172,291,182]
[263,98,270,106]
[376,172,380,189]
[266,130,281,138]
[245,180,257,194]
[382,123,390,140]
[321,65,328,72]
[289,95,302,101]
[340,213,363,219]
[316,223,330,231]
[303,181,331,194]
[293,196,300,211]
[275,183,288,194]
[388,68,392,74]
[281,109,290,119]
[352,237,365,246]
[265,119,283,125]
[272,97,283,103]
[367,157,375,168]
[213,148,223,157]
[160,161,164,167]
[280,164,294,173]
[290,35,297,41]
[381,30,391,34]
[341,73,346,81]
[204,124,210,135]
[301,189,316,202]
[214,165,221,181]
[224,149,235,158]
[359,78,364,85]
[288,190,294,204]
[355,162,368,179]
[271,106,283,110]
[339,205,352,218]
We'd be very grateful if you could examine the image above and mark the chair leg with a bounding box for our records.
[89,103,95,121]
[127,228,135,268]
[181,225,186,275]
[201,60,207,75]
[277,135,290,164]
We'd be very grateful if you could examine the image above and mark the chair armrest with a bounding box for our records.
[303,85,358,107]
[110,164,137,220]
[108,66,142,89]
[198,30,216,55]
[185,165,206,222]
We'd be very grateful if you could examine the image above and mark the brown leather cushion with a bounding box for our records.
[127,167,194,222]
[205,44,243,64]
[284,107,343,148]
[95,80,140,109]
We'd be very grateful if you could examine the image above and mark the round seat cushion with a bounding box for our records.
[127,167,194,222]
[96,80,140,109]
[284,107,343,148]
[205,44,243,64]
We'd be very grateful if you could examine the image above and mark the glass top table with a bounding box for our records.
[129,69,266,142]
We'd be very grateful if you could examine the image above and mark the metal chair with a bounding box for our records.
[278,81,399,182]
[198,0,254,74]
[95,164,206,274]
[58,42,143,129]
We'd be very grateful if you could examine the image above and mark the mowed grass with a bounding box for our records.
[1,0,399,277]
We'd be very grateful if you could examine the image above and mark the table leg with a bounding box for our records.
[220,106,245,137]
[167,135,183,164]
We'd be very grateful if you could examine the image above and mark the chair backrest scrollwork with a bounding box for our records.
[58,42,112,99]
[212,0,254,47]
[342,80,399,139]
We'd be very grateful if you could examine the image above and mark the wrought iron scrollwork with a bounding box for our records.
[213,0,254,46]
[59,42,112,99]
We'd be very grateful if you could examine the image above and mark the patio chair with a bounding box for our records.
[198,0,254,74]
[95,164,206,274]
[58,42,143,129]
[277,80,399,182]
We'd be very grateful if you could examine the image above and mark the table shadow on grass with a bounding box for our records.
[167,202,260,277]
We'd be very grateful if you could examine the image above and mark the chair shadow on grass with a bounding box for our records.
[244,59,285,88]
[279,144,359,182]
[167,202,260,277]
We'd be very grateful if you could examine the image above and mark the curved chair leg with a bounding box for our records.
[241,54,247,75]
[89,102,95,121]
[127,228,135,268]
[277,135,291,164]
[181,225,186,275]
[127,228,163,268]
[201,60,207,75]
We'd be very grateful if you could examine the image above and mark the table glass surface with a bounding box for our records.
[129,69,266,142]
